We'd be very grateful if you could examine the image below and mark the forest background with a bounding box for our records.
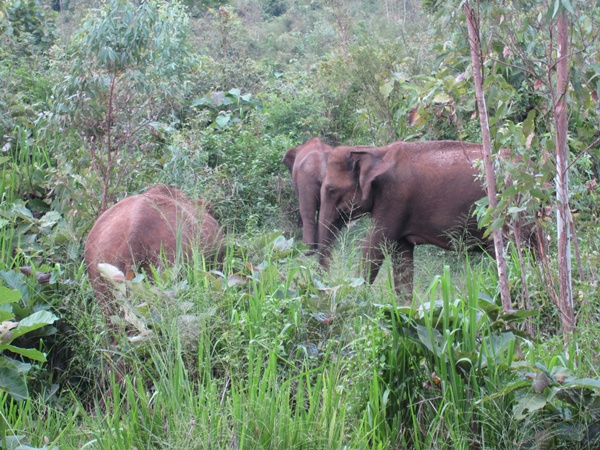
[1,0,600,448]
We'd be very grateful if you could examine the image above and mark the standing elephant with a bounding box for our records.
[317,140,487,295]
[283,137,334,253]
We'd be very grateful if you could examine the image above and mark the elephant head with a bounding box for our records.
[317,145,391,266]
[283,137,333,253]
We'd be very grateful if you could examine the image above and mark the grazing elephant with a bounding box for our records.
[317,140,487,295]
[84,184,224,319]
[283,137,334,253]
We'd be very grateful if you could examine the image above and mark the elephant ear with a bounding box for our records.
[350,151,390,204]
[282,147,298,173]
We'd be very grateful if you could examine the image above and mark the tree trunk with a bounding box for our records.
[464,2,512,312]
[554,10,575,340]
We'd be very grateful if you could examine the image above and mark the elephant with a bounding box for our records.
[84,184,224,320]
[317,140,487,295]
[283,137,334,253]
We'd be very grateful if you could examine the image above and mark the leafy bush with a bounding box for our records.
[260,71,331,141]
[0,268,59,400]
[0,0,56,145]
[1,0,58,55]
[50,0,195,210]
[0,130,79,268]
[365,266,537,447]
[159,122,295,233]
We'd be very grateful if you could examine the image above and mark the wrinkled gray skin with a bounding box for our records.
[283,137,334,254]
[84,184,224,320]
[317,140,487,295]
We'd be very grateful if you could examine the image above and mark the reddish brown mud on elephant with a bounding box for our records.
[84,184,225,321]
[317,140,487,296]
[283,137,334,253]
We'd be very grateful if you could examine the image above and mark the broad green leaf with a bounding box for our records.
[216,114,230,128]
[0,270,27,292]
[477,379,531,404]
[530,188,547,199]
[0,286,22,305]
[508,206,527,214]
[523,109,537,137]
[563,378,600,390]
[0,366,28,400]
[552,0,560,19]
[1,345,46,362]
[11,310,58,339]
[489,216,506,233]
[348,277,364,288]
[513,393,548,420]
[390,71,408,83]
[561,0,574,14]
[498,309,539,322]
[416,324,444,355]
[12,203,33,219]
[273,235,294,252]
[0,309,15,322]
[39,211,62,228]
[432,93,451,104]
[190,97,212,107]
[380,80,394,99]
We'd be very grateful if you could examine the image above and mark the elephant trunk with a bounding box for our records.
[317,211,341,267]
[298,188,320,255]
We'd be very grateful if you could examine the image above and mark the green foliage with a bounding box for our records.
[159,123,295,232]
[1,0,58,55]
[180,0,231,18]
[50,0,195,208]
[0,0,56,144]
[191,87,262,130]
[0,132,79,268]
[494,360,600,449]
[263,0,288,18]
[261,71,330,141]
[1,0,600,447]
[0,270,59,401]
[318,31,436,144]
[363,266,535,447]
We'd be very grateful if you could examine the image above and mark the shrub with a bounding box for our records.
[159,120,296,233]
[50,0,195,211]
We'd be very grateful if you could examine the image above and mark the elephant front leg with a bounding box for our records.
[361,229,416,298]
[360,227,388,284]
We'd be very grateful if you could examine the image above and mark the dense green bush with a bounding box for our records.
[159,120,295,232]
[49,0,195,211]
[0,0,57,146]
[260,71,330,141]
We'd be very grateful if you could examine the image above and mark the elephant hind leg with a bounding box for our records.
[391,240,415,299]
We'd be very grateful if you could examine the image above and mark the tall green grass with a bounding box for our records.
[1,234,599,448]
[0,126,53,269]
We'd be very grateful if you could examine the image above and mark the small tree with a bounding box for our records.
[51,0,194,212]
[553,4,574,339]
[463,1,512,312]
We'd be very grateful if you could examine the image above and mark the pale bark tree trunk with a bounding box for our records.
[463,2,512,312]
[554,10,575,340]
